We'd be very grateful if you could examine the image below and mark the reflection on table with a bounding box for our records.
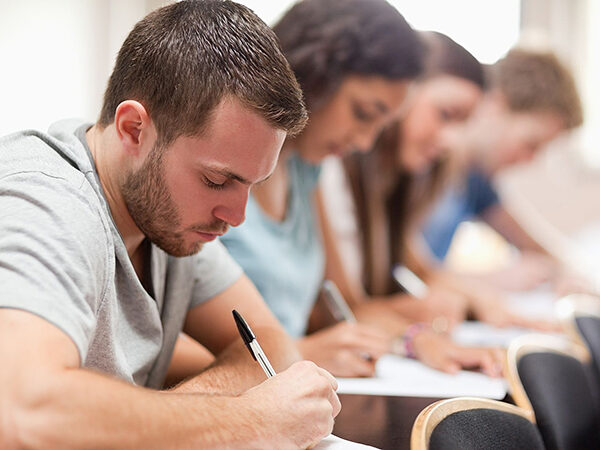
[333,394,442,450]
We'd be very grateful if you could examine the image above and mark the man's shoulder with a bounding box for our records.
[0,119,92,179]
[0,121,114,255]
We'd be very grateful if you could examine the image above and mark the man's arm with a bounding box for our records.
[482,203,551,255]
[163,333,215,389]
[0,309,339,449]
[173,274,301,394]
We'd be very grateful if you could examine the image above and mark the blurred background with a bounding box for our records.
[1,0,599,281]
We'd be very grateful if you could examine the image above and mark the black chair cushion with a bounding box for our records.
[518,352,600,450]
[429,408,545,450]
[577,316,600,377]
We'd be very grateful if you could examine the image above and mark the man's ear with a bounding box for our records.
[114,100,156,157]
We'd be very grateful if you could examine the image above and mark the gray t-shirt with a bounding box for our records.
[0,119,243,388]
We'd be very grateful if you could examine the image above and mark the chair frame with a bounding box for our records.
[504,333,590,422]
[410,396,535,450]
[556,293,600,350]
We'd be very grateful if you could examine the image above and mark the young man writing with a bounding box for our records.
[0,1,339,448]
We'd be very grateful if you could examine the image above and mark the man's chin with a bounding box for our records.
[178,241,205,257]
[151,239,205,258]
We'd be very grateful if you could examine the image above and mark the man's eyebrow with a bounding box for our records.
[206,166,273,186]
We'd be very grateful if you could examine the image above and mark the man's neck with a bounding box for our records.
[85,125,146,258]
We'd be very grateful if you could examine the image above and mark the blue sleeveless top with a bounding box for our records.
[220,152,324,337]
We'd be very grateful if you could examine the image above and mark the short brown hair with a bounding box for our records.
[98,0,307,145]
[490,49,583,129]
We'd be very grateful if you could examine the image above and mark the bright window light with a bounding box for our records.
[389,0,521,64]
[240,0,521,64]
[237,0,296,26]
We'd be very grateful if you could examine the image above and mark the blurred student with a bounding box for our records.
[320,32,520,369]
[222,9,502,377]
[323,41,568,332]
[0,2,340,448]
[423,49,583,291]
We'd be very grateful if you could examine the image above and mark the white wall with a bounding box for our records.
[390,0,520,64]
[0,0,522,136]
[0,0,149,136]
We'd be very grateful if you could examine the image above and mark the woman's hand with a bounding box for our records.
[387,288,468,332]
[412,330,504,377]
[297,322,392,377]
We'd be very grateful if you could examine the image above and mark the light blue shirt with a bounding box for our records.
[220,153,324,337]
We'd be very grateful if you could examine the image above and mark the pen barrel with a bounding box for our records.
[392,265,428,299]
[322,280,357,323]
[250,340,276,377]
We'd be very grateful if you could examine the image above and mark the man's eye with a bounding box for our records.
[204,177,226,190]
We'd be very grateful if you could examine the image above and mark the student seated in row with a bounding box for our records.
[0,2,340,448]
[221,0,503,378]
[422,48,583,292]
[322,45,577,334]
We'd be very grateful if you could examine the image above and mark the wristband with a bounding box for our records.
[392,323,428,359]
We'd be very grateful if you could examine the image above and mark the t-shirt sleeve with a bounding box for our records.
[466,169,500,215]
[0,171,109,361]
[189,239,243,309]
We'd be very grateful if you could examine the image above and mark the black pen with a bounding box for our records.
[232,309,276,378]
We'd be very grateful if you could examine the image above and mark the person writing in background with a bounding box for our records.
[423,48,584,293]
[322,41,574,337]
[221,0,502,378]
[319,31,512,373]
[0,1,339,448]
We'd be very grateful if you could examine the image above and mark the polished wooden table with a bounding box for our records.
[333,394,442,449]
[333,392,514,449]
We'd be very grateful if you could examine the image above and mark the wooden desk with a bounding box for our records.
[334,393,515,449]
[332,289,560,449]
[333,394,441,450]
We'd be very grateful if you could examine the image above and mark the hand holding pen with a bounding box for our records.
[232,310,341,448]
[286,281,390,377]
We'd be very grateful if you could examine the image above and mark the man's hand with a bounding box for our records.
[241,361,341,449]
[471,295,560,332]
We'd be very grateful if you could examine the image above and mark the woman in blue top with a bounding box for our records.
[222,0,500,377]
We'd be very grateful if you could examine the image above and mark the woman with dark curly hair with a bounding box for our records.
[221,0,501,377]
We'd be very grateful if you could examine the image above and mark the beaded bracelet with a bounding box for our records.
[392,322,429,359]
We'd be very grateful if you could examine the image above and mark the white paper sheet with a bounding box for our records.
[315,434,379,449]
[336,354,507,399]
[505,287,557,320]
[451,321,554,348]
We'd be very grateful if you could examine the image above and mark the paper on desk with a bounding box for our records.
[505,286,557,320]
[452,321,542,348]
[336,354,507,399]
[315,434,379,449]
[451,288,563,348]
